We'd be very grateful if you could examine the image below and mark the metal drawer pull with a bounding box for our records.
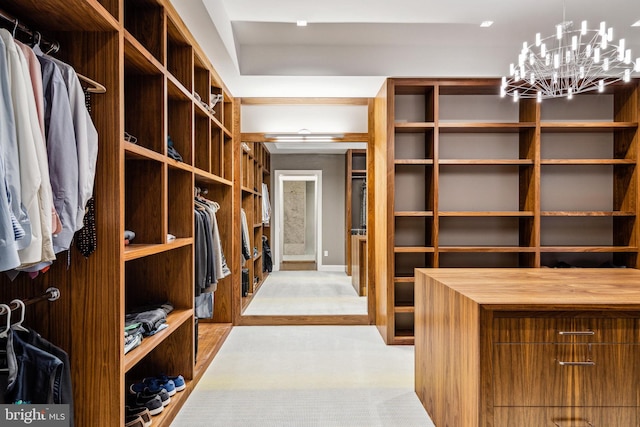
[558,331,595,336]
[557,360,596,367]
[553,421,593,426]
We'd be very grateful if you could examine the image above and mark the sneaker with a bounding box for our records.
[130,378,175,397]
[125,415,144,427]
[158,374,185,392]
[147,387,171,407]
[127,394,163,416]
[125,406,152,427]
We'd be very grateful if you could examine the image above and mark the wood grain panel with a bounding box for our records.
[415,271,481,427]
[124,1,164,63]
[576,343,639,406]
[125,245,193,310]
[1,1,118,31]
[493,343,574,406]
[373,80,392,342]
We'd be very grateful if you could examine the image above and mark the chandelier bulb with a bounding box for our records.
[537,91,542,103]
[567,88,573,100]
[607,27,613,42]
[598,80,604,92]
[636,60,640,72]
[541,43,546,57]
[554,53,560,69]
[510,63,515,76]
[585,44,592,58]
[565,50,571,64]
[603,58,609,72]
[601,35,608,49]
[553,72,558,84]
[500,85,506,97]
[513,90,519,102]
[556,24,563,40]
[530,53,535,65]
[530,72,535,84]
[594,47,600,63]
[581,20,587,35]
[535,33,541,46]
[571,36,578,51]
[617,39,625,61]
[579,66,585,79]
[501,76,507,87]
[625,49,631,64]
[624,69,631,83]
[545,54,551,66]
[599,22,606,36]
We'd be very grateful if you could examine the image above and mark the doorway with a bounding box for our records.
[274,171,322,272]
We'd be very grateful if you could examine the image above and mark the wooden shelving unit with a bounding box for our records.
[373,77,640,344]
[346,149,367,275]
[240,142,271,310]
[0,1,236,425]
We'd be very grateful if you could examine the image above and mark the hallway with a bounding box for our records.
[243,271,367,316]
[170,326,434,427]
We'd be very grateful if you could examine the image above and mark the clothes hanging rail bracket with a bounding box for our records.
[0,8,106,94]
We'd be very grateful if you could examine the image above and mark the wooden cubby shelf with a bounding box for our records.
[124,309,194,372]
[0,1,241,426]
[240,142,271,308]
[374,77,640,345]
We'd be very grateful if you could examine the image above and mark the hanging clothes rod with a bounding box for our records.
[0,8,106,94]
[0,288,60,316]
[0,8,59,54]
[21,287,61,307]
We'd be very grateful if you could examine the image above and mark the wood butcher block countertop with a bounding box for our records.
[416,268,640,309]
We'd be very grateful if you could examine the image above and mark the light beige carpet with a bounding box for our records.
[171,326,435,427]
[243,271,367,315]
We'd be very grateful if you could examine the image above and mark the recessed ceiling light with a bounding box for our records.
[632,19,640,27]
[297,20,308,27]
[480,21,494,27]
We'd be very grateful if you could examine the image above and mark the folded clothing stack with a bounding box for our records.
[124,302,174,354]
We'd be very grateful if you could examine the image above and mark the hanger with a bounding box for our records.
[78,73,106,94]
[11,18,18,37]
[9,300,28,332]
[0,304,11,339]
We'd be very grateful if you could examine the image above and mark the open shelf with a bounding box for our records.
[375,77,640,344]
[124,309,193,372]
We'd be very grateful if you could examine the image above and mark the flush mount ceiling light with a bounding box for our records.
[296,20,308,27]
[480,21,494,28]
[501,7,640,102]
[264,132,344,142]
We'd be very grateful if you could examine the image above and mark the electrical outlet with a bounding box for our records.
[324,251,329,257]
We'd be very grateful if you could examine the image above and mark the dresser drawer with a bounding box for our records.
[494,317,640,343]
[494,407,637,427]
[493,343,640,406]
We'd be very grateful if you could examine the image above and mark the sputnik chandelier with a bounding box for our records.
[501,18,640,101]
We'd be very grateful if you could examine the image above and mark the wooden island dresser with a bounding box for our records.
[415,268,640,427]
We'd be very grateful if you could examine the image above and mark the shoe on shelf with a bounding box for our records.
[125,406,152,427]
[130,378,176,397]
[125,415,145,427]
[158,374,186,392]
[127,394,163,416]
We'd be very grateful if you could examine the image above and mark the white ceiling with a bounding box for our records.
[172,0,640,97]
